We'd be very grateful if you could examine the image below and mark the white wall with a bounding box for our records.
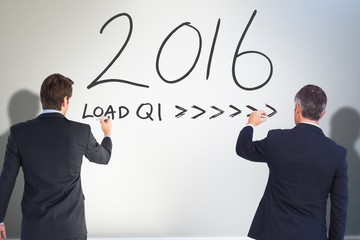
[0,0,359,238]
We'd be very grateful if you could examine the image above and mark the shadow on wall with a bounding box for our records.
[0,90,40,238]
[330,107,360,236]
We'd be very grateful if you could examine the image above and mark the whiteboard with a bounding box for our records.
[0,0,359,238]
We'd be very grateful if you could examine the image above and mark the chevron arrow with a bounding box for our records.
[266,103,277,118]
[191,105,206,119]
[175,105,187,118]
[229,105,242,118]
[210,106,224,119]
[246,104,278,118]
[246,105,258,116]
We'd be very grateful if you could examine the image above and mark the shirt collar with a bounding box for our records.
[41,109,62,115]
[300,121,321,129]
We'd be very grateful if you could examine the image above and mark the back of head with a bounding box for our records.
[294,84,327,121]
[40,73,74,110]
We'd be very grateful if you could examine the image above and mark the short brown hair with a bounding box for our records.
[40,73,74,110]
[294,84,327,121]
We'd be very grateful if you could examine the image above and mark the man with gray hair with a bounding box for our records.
[236,85,348,239]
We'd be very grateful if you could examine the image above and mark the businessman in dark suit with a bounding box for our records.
[236,85,348,240]
[0,73,113,240]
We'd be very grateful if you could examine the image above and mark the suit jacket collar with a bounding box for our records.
[295,122,324,136]
[37,112,66,120]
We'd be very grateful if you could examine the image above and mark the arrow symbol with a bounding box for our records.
[246,105,258,116]
[229,105,242,118]
[266,103,277,118]
[191,105,206,119]
[210,106,224,119]
[246,104,278,118]
[175,105,187,118]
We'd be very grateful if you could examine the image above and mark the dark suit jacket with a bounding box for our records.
[236,123,348,240]
[0,113,112,240]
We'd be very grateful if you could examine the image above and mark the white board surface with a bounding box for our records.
[0,0,359,238]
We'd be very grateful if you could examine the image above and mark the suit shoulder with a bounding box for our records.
[66,119,89,127]
[324,135,347,155]
[66,119,91,131]
[267,128,292,137]
[10,118,38,131]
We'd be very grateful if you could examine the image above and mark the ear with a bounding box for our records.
[61,96,67,107]
[60,97,70,115]
[319,111,326,120]
[295,103,301,114]
[60,97,70,110]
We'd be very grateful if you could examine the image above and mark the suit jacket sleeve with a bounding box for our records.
[329,148,348,240]
[85,128,113,164]
[0,128,21,222]
[236,125,268,162]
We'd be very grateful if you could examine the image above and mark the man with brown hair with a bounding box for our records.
[236,85,348,239]
[0,73,113,240]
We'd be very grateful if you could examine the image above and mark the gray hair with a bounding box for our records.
[294,84,327,121]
